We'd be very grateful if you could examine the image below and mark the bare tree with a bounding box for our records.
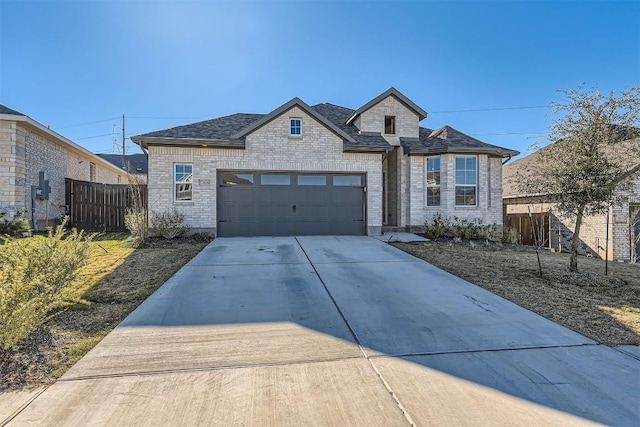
[518,85,640,272]
[125,175,148,243]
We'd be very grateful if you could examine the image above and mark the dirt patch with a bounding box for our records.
[0,235,208,392]
[393,240,640,346]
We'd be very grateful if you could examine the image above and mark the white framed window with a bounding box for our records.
[425,156,441,206]
[89,162,96,182]
[290,118,302,136]
[384,116,396,134]
[455,156,477,206]
[174,164,193,202]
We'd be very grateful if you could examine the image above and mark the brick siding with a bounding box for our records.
[0,120,124,227]
[148,106,383,235]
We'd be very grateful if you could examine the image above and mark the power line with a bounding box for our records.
[128,116,205,120]
[430,105,547,114]
[470,131,546,136]
[56,117,119,129]
[74,133,112,140]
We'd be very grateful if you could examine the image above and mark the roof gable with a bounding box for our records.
[231,97,356,143]
[346,87,428,125]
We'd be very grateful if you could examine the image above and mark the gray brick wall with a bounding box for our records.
[148,106,383,235]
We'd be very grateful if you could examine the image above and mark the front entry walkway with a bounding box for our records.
[6,237,639,426]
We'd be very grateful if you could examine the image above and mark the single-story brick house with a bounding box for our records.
[131,88,519,237]
[503,137,640,262]
[0,105,127,229]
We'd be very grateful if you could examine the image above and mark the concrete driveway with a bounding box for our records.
[5,236,639,426]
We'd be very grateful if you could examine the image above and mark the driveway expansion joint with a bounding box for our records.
[366,342,602,359]
[0,386,48,427]
[295,237,416,427]
[57,355,368,383]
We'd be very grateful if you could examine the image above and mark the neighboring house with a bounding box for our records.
[0,105,127,229]
[97,153,148,183]
[131,88,519,237]
[503,138,640,262]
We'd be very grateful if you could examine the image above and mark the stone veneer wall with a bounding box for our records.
[147,106,383,236]
[0,120,124,227]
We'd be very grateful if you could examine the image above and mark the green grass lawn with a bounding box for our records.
[394,240,640,346]
[0,234,209,391]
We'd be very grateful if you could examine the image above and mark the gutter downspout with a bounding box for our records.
[502,155,513,165]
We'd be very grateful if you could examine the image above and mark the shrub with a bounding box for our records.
[0,221,92,350]
[425,214,500,241]
[502,226,520,244]
[125,208,148,241]
[151,208,190,239]
[424,213,452,239]
[0,207,30,236]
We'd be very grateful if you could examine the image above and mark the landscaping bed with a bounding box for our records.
[0,234,210,392]
[394,239,640,346]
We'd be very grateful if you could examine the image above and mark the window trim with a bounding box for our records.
[454,155,478,207]
[174,163,193,202]
[384,115,396,135]
[290,118,302,136]
[425,156,441,207]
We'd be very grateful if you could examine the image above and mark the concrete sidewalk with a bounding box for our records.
[5,236,639,426]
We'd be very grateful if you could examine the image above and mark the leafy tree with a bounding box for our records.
[518,85,640,272]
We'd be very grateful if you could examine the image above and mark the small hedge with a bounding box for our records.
[424,213,501,241]
[0,222,91,350]
[151,208,190,240]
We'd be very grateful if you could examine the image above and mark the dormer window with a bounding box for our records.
[384,116,396,134]
[290,118,302,136]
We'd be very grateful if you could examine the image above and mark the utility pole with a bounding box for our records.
[113,114,127,172]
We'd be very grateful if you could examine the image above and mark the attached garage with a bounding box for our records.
[217,171,366,237]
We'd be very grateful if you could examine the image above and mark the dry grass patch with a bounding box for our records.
[393,240,640,346]
[1,234,209,391]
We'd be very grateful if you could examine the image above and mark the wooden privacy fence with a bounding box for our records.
[65,178,147,232]
[505,212,551,246]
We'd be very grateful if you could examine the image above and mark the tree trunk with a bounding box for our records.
[570,205,585,272]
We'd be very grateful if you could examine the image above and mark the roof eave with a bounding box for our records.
[131,136,246,149]
[343,143,388,153]
[3,114,129,176]
[405,146,520,157]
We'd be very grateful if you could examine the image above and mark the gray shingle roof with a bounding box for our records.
[132,96,517,156]
[97,153,148,174]
[140,113,264,140]
[311,103,390,150]
[0,105,26,116]
[401,125,520,157]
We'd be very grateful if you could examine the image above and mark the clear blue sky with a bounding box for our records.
[1,1,639,159]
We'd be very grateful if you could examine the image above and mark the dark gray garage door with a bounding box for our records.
[217,171,365,237]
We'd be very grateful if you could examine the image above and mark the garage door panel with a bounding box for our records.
[218,172,365,237]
